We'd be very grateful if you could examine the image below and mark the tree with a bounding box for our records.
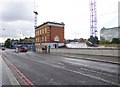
[100,40,110,44]
[111,38,120,44]
[25,37,28,39]
[29,37,33,39]
[19,38,23,42]
[5,38,11,48]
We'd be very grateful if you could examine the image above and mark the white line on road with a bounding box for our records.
[4,50,120,85]
[80,67,120,79]
[64,58,119,74]
[45,60,64,66]
[21,56,120,86]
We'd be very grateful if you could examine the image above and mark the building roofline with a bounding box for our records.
[35,21,65,29]
[101,26,120,30]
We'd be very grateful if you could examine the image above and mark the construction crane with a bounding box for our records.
[86,0,99,46]
[33,0,38,28]
[89,0,97,37]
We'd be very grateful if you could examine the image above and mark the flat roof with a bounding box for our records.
[101,27,119,30]
[35,21,65,29]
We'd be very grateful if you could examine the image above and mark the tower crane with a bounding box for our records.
[89,0,97,37]
[33,0,38,28]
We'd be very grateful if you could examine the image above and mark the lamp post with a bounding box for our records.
[1,29,5,47]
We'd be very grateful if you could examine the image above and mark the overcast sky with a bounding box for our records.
[0,0,119,43]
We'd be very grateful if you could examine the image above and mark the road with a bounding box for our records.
[2,49,120,86]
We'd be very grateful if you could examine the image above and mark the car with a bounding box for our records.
[1,47,5,51]
[18,45,28,52]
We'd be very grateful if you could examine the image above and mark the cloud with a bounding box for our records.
[0,0,35,42]
[2,21,34,38]
[0,0,119,43]
[1,1,34,22]
[37,0,119,40]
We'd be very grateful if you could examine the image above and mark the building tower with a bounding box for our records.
[90,0,97,37]
[33,0,38,28]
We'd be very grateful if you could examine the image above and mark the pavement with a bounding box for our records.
[50,52,120,65]
[0,52,20,86]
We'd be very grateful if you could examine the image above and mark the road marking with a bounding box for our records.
[19,52,120,79]
[64,58,118,74]
[21,56,120,86]
[3,51,120,85]
[80,67,120,79]
[45,60,64,66]
[61,54,120,65]
[2,57,35,86]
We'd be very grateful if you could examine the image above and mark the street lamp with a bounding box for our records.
[0,29,5,47]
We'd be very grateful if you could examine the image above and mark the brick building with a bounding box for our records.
[35,22,65,51]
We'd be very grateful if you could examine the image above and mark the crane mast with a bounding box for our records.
[33,0,38,28]
[90,0,97,37]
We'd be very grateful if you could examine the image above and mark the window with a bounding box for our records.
[37,31,38,35]
[47,29,50,33]
[42,37,44,42]
[38,31,39,35]
[45,28,47,33]
[47,36,50,41]
[36,31,38,35]
[40,30,41,35]
[39,37,41,42]
[42,29,44,34]
[45,36,47,42]
[38,38,39,42]
[36,38,38,42]
[54,36,59,42]
[47,34,50,36]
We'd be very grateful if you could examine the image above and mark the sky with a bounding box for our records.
[0,0,119,43]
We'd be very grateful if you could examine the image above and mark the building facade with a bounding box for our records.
[35,22,65,51]
[100,27,120,41]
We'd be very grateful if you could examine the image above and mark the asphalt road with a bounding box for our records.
[2,49,120,86]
